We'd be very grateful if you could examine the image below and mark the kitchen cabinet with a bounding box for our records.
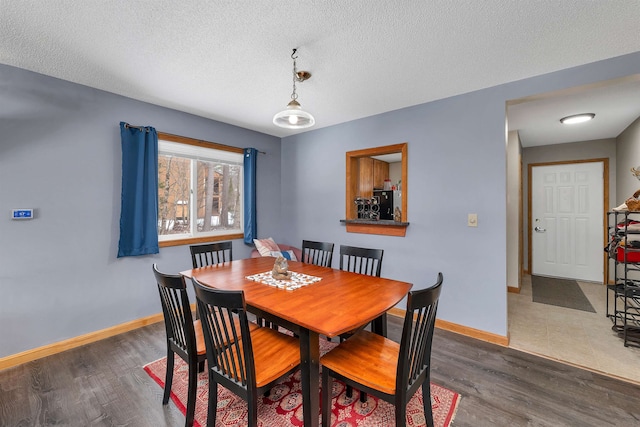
[373,159,389,190]
[358,158,389,198]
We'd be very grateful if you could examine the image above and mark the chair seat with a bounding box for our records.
[251,328,300,387]
[320,330,399,395]
[209,326,300,388]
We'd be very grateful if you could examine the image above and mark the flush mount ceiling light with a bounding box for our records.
[559,113,595,125]
[273,48,315,129]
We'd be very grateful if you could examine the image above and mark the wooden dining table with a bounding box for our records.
[181,256,412,427]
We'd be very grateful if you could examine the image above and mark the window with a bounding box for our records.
[157,133,244,247]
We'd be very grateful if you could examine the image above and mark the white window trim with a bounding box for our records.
[157,135,244,244]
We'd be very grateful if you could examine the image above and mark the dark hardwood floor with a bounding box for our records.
[2,316,640,426]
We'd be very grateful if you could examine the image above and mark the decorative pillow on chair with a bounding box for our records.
[269,250,298,261]
[253,237,281,257]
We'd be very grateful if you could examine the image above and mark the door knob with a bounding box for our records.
[534,226,546,233]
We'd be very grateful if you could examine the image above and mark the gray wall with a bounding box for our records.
[616,116,640,204]
[2,51,640,359]
[281,90,509,335]
[522,138,617,271]
[280,52,640,337]
[506,131,522,289]
[0,64,282,358]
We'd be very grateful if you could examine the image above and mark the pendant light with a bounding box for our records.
[273,48,315,129]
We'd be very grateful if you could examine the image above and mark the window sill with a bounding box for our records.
[340,219,409,237]
[159,233,244,248]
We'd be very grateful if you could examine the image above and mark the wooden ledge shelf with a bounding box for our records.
[340,219,409,237]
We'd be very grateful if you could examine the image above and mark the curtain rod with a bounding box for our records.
[124,123,266,154]
[124,123,150,132]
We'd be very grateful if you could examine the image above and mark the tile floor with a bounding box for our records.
[508,274,640,384]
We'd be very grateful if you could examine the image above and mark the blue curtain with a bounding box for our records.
[244,148,258,244]
[117,122,159,257]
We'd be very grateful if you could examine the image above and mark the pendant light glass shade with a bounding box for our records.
[273,99,315,129]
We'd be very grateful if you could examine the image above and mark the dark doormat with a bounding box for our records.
[531,275,596,313]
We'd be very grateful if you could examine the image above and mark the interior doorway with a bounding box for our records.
[504,74,640,382]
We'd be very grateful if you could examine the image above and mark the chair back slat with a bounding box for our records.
[408,304,432,382]
[163,288,186,350]
[302,240,334,267]
[397,273,443,395]
[153,264,197,358]
[339,245,384,277]
[190,241,233,268]
[204,303,246,386]
[192,278,256,394]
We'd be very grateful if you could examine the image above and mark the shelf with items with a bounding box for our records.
[605,210,640,347]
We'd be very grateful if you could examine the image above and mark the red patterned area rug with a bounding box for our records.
[143,340,460,427]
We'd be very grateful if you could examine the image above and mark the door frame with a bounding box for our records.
[526,158,609,284]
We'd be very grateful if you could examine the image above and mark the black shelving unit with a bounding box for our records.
[606,211,640,347]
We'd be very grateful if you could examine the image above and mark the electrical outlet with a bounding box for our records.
[468,213,478,227]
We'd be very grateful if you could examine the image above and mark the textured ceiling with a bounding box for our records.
[3,0,640,142]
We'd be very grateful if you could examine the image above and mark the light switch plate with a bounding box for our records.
[468,213,478,227]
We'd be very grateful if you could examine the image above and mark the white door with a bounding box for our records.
[531,162,603,281]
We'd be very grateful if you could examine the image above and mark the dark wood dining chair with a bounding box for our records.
[189,241,233,321]
[190,241,267,329]
[339,244,385,335]
[301,240,334,267]
[337,244,385,401]
[192,277,301,427]
[339,244,384,276]
[152,264,206,427]
[190,241,233,268]
[321,273,443,427]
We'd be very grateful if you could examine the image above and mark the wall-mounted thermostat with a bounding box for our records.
[12,209,34,220]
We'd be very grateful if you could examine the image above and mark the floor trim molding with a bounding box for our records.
[388,308,509,346]
[0,313,164,371]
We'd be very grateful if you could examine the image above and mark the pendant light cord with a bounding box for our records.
[291,49,299,101]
